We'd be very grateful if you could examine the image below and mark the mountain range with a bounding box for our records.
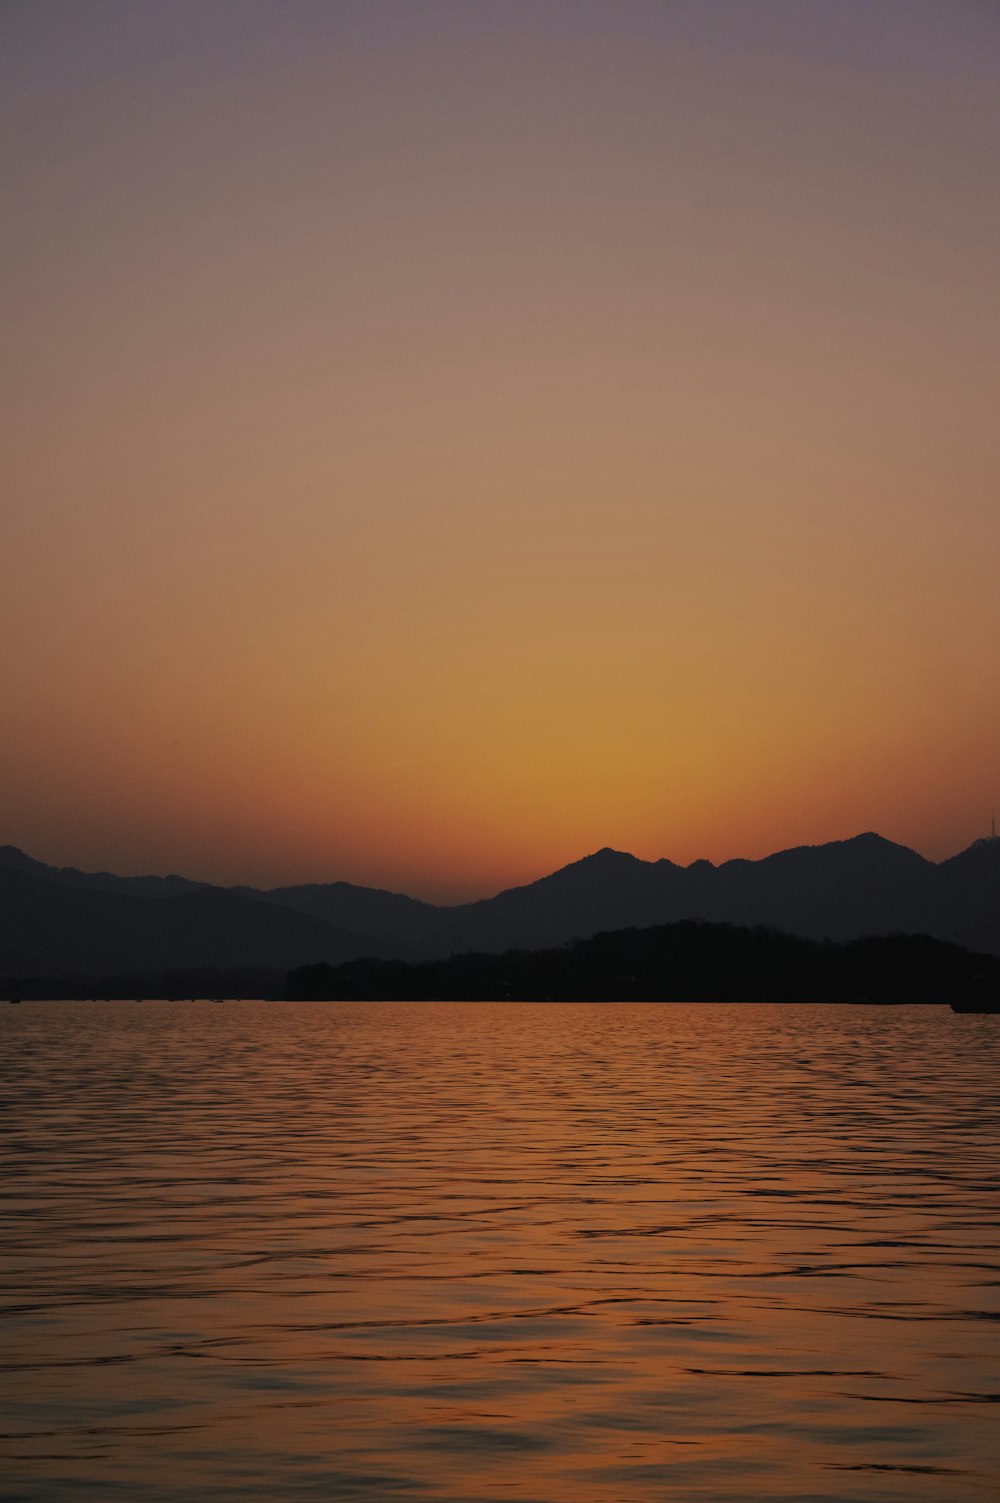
[1,833,998,988]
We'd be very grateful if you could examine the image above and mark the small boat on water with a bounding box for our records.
[950,998,999,1013]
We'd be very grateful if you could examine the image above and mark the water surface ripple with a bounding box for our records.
[2,1001,998,1501]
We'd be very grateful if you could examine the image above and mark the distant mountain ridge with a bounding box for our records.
[1,833,999,986]
[0,858,390,981]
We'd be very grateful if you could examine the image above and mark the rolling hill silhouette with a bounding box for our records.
[0,860,387,981]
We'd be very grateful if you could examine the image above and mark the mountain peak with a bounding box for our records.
[753,832,926,870]
[835,832,926,863]
[570,847,646,873]
[941,836,1000,870]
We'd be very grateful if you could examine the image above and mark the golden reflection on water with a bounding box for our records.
[2,1001,998,1501]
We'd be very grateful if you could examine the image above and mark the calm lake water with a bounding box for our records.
[1,1001,998,1502]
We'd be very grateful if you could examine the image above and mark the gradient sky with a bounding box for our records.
[3,1,999,900]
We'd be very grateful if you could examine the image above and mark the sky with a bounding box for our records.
[3,0,998,901]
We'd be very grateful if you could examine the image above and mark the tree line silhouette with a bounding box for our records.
[288,920,999,1005]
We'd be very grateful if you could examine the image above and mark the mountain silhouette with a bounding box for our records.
[2,833,999,988]
[0,845,204,899]
[231,878,446,949]
[0,861,391,981]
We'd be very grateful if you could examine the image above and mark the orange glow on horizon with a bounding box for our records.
[3,4,999,901]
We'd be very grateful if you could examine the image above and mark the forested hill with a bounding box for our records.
[288,921,999,1006]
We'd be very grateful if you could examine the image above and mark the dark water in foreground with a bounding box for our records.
[1,1001,998,1502]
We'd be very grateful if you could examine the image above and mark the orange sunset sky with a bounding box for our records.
[3,1,999,901]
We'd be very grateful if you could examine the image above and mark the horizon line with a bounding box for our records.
[5,827,996,908]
